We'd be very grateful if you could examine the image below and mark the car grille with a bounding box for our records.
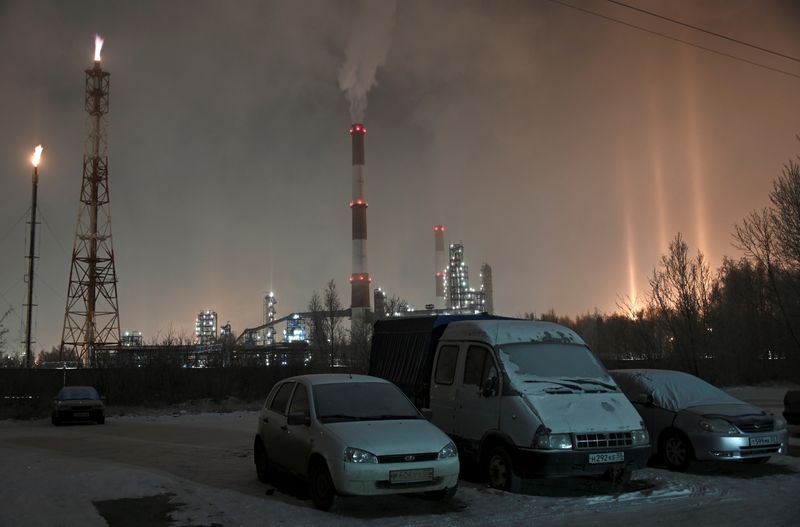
[737,422,774,433]
[575,432,633,449]
[377,453,438,464]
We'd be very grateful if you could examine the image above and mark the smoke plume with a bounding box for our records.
[338,0,397,122]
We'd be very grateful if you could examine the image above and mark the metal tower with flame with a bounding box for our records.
[60,36,121,366]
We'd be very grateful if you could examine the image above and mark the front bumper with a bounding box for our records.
[512,444,651,478]
[689,429,788,461]
[330,457,460,496]
[53,407,104,422]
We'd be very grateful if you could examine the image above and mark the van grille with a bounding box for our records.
[575,432,632,449]
[377,453,438,464]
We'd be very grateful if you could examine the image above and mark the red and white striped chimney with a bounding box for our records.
[434,225,446,308]
[349,123,370,322]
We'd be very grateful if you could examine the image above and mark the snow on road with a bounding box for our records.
[1,388,799,526]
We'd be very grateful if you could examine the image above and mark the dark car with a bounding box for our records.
[784,390,800,425]
[611,369,787,471]
[52,386,105,425]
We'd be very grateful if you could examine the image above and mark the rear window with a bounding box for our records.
[57,387,100,400]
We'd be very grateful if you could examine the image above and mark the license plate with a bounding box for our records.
[588,452,624,464]
[74,412,90,417]
[389,468,434,484]
[750,436,778,447]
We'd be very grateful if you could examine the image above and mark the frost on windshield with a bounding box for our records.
[611,370,743,411]
[498,343,615,395]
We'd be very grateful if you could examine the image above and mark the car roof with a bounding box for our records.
[279,374,391,386]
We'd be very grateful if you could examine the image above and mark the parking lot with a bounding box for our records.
[1,388,799,526]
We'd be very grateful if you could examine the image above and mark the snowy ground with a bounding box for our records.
[1,387,799,526]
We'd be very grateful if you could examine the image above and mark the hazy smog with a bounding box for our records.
[0,0,798,350]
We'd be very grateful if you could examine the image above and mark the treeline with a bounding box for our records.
[530,155,800,385]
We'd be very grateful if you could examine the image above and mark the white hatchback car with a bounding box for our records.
[254,374,460,510]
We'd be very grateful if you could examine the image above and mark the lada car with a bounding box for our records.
[253,374,459,510]
[51,385,105,425]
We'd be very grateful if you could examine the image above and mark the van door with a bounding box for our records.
[454,345,501,446]
[430,344,460,435]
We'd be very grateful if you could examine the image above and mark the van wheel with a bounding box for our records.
[309,460,336,511]
[486,446,521,492]
[661,431,693,471]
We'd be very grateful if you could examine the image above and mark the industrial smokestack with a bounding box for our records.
[434,225,446,308]
[349,123,370,323]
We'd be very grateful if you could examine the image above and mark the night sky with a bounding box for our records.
[1,0,798,351]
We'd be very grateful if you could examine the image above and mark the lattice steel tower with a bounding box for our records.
[60,37,121,366]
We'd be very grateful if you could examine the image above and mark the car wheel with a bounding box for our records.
[97,415,105,425]
[254,440,271,484]
[742,456,769,464]
[486,446,521,492]
[308,459,336,511]
[661,431,693,471]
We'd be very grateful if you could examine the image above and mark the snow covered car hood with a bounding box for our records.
[521,391,644,433]
[324,419,452,456]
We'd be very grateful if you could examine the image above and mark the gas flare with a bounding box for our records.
[31,145,43,167]
[94,35,104,62]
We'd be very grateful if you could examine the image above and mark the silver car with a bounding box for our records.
[610,369,788,470]
[253,374,459,510]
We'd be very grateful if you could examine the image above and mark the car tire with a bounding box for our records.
[254,439,271,484]
[486,446,522,492]
[425,483,458,500]
[308,459,336,511]
[97,415,105,425]
[661,430,693,471]
[742,456,769,464]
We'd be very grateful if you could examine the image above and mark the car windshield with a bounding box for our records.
[497,343,616,393]
[312,382,421,423]
[57,387,100,400]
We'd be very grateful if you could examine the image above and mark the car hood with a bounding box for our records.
[685,403,766,418]
[324,419,451,455]
[522,392,643,433]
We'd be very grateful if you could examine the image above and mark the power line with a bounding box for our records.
[543,0,800,81]
[606,0,800,63]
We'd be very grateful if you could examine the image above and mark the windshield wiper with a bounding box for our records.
[362,414,421,421]
[317,414,360,421]
[523,379,582,391]
[561,378,618,391]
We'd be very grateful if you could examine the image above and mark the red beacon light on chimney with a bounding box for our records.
[349,123,367,134]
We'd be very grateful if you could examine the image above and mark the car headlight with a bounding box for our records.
[533,430,573,450]
[631,429,650,445]
[344,447,378,464]
[438,441,458,460]
[699,418,737,434]
[774,416,787,431]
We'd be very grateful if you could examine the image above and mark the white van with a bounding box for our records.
[370,316,651,490]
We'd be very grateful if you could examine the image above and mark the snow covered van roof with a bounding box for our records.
[440,319,586,347]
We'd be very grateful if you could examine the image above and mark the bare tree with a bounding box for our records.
[307,290,327,368]
[323,279,344,370]
[383,295,408,316]
[648,233,714,375]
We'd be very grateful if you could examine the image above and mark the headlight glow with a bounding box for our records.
[344,447,378,464]
[533,431,573,450]
[438,441,458,459]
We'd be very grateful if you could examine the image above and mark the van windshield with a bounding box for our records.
[497,343,617,393]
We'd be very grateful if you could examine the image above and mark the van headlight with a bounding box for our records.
[631,429,650,445]
[438,441,458,459]
[533,429,573,450]
[344,447,378,464]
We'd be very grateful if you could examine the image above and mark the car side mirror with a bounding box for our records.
[481,376,498,398]
[421,408,433,421]
[287,411,310,426]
